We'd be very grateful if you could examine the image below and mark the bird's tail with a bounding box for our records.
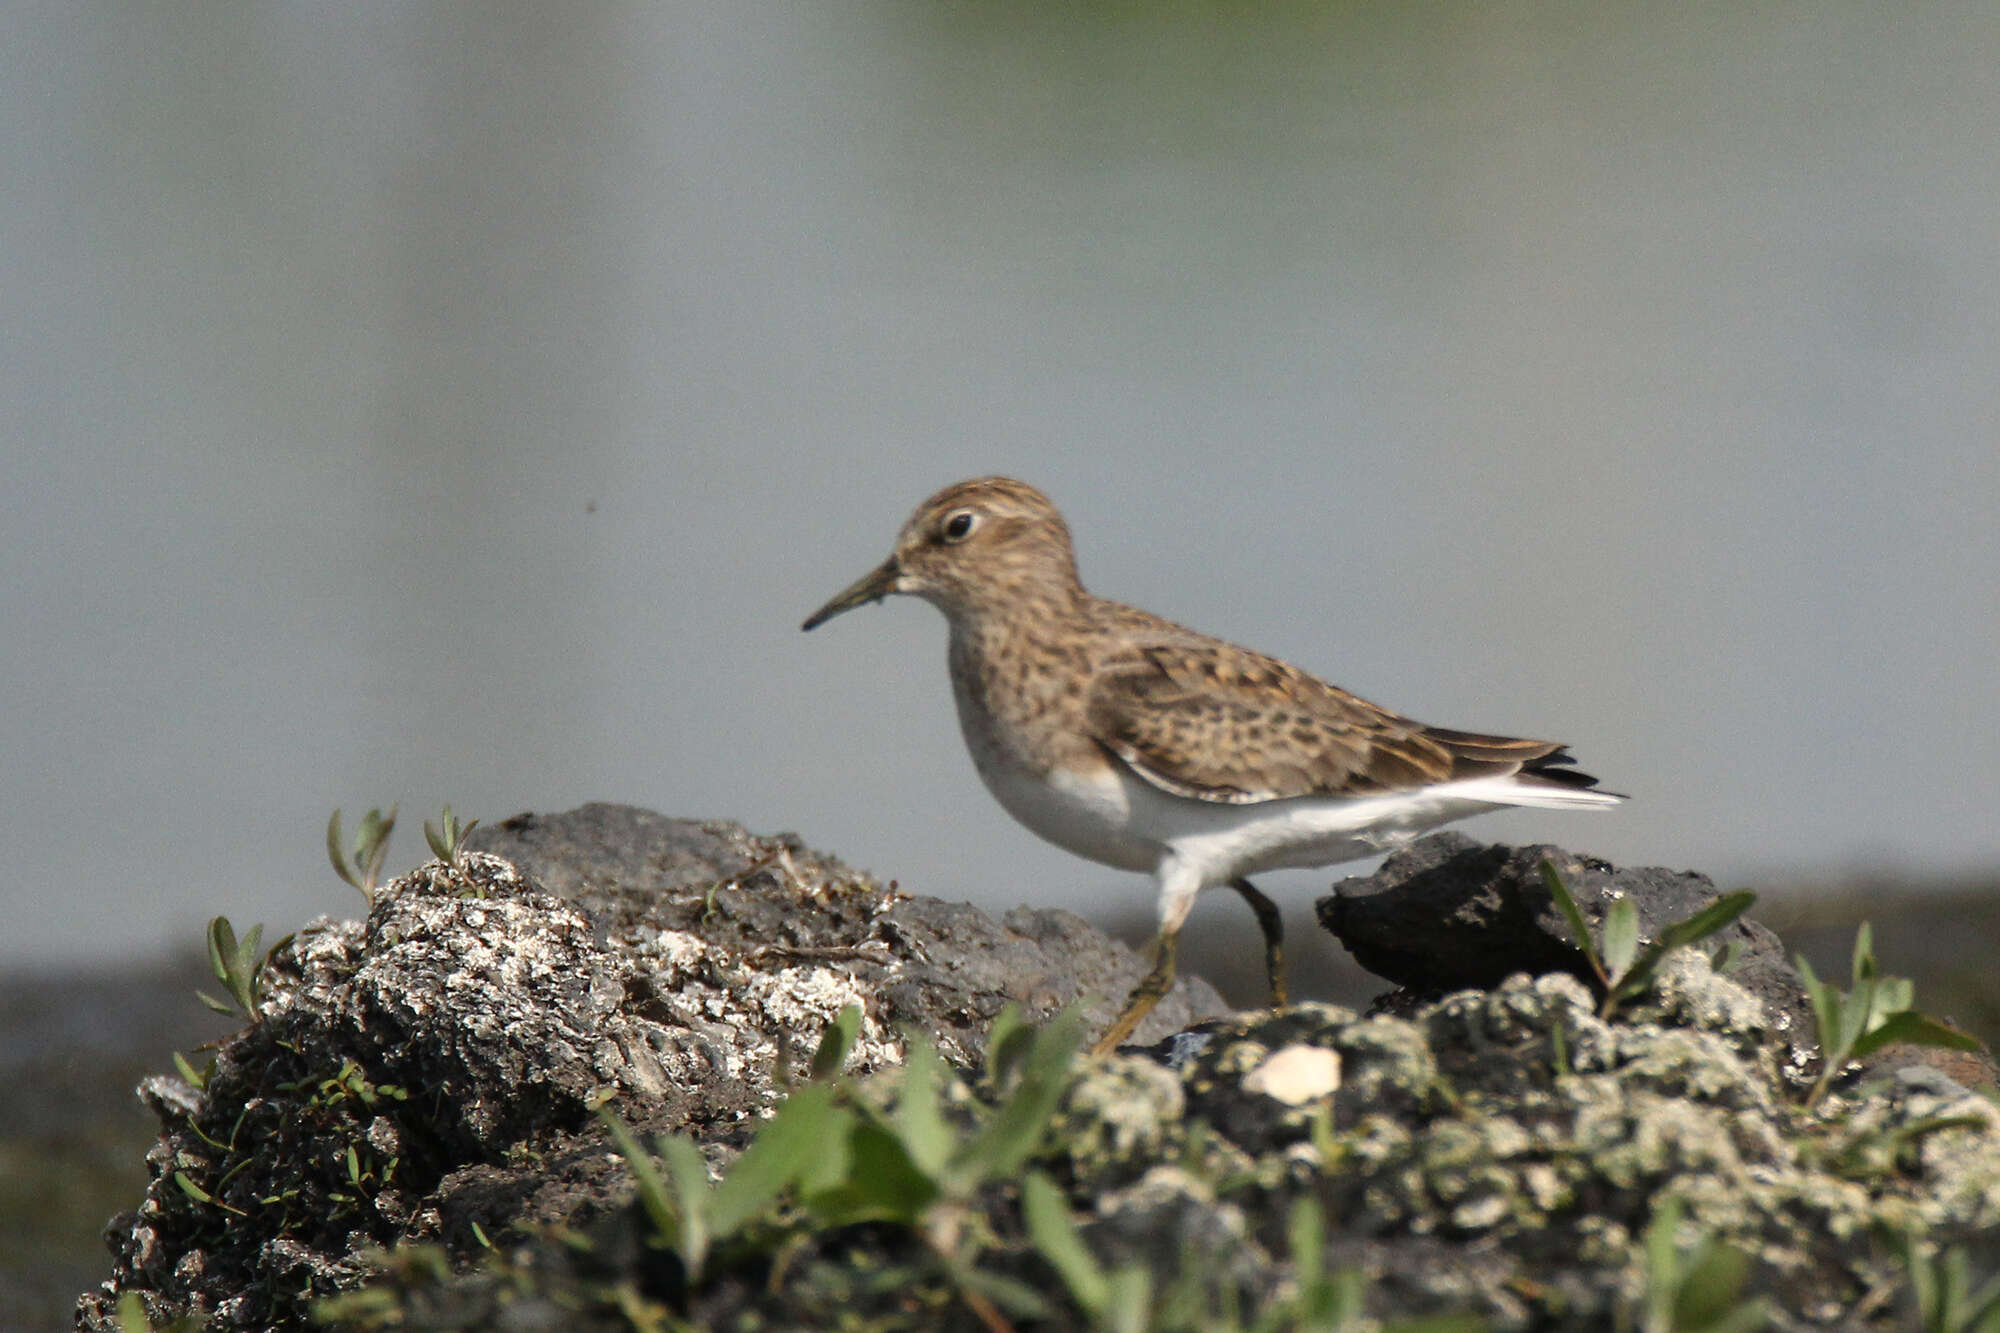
[1426,728,1627,809]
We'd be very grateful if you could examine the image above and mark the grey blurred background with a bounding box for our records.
[7,5,2000,1323]
[5,2,1997,967]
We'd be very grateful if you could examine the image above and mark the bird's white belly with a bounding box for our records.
[963,721,1506,888]
[968,742,1162,873]
[1127,781,1505,882]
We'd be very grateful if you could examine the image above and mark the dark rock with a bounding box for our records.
[1318,834,1820,1072]
[76,812,2000,1332]
[472,804,1223,1066]
[78,807,1223,1331]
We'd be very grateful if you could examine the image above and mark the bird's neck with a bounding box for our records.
[944,587,1099,743]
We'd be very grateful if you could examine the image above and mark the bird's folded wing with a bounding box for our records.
[1083,643,1466,803]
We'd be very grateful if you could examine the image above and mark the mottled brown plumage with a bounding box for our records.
[803,476,1622,1052]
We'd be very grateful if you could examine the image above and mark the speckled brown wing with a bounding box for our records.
[1083,642,1562,803]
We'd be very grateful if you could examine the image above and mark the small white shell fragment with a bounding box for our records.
[1242,1044,1342,1105]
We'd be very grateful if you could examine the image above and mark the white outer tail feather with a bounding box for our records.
[1446,775,1627,811]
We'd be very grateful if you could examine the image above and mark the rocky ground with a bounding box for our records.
[46,806,2000,1330]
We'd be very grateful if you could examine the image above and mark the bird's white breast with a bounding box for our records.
[956,707,1162,873]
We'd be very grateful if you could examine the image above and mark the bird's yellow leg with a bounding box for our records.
[1091,930,1180,1056]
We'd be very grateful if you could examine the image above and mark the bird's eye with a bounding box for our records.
[940,509,978,542]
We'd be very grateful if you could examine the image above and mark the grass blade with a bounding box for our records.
[1539,860,1604,981]
[1022,1170,1108,1317]
[810,1005,861,1081]
[598,1110,683,1255]
[708,1083,833,1240]
[1850,1010,1984,1061]
[896,1035,953,1178]
[949,1011,1082,1191]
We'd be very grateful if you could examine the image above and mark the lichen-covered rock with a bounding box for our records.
[77,807,1223,1331]
[1319,834,1822,1074]
[1046,956,2000,1331]
[78,814,2000,1332]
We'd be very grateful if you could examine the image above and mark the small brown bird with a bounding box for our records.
[804,478,1622,1053]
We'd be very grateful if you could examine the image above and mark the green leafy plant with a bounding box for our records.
[1796,924,1981,1108]
[328,804,397,901]
[1625,1196,1770,1333]
[1903,1236,2000,1333]
[172,1049,212,1090]
[423,804,480,867]
[810,998,862,1080]
[600,1079,835,1283]
[1540,859,1756,1020]
[1025,1181,1481,1333]
[603,1004,1084,1332]
[1020,1168,1151,1332]
[197,916,282,1023]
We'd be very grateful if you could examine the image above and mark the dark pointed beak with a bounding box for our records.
[801,556,903,631]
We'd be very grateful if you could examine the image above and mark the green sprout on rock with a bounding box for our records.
[328,804,397,902]
[423,804,480,867]
[197,915,283,1024]
[1796,923,1981,1108]
[601,1003,1085,1332]
[1627,1196,1770,1333]
[1540,859,1755,1020]
[1903,1235,2000,1333]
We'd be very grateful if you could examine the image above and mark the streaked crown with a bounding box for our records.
[888,477,1082,617]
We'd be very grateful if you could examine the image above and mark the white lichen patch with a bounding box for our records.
[1242,1045,1342,1105]
[736,966,904,1071]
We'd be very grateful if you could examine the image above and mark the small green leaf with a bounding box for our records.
[1609,891,1760,1011]
[346,804,397,894]
[1023,1170,1108,1316]
[810,1004,861,1081]
[1851,922,1876,983]
[171,1050,209,1090]
[895,1035,953,1179]
[1651,890,1757,955]
[1874,976,1914,1020]
[708,1082,834,1239]
[598,1110,682,1256]
[207,917,237,987]
[228,924,264,1017]
[115,1291,152,1333]
[985,1003,1034,1087]
[1795,956,1843,1059]
[947,1010,1082,1192]
[800,1118,937,1227]
[1837,975,1878,1057]
[327,810,360,890]
[1672,1240,1752,1327]
[1849,1010,1984,1060]
[1601,898,1640,983]
[197,991,237,1017]
[175,1170,214,1203]
[793,1104,858,1198]
[1539,859,1604,981]
[1105,1267,1155,1333]
[657,1134,712,1275]
[951,1263,1056,1320]
[346,1144,362,1184]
